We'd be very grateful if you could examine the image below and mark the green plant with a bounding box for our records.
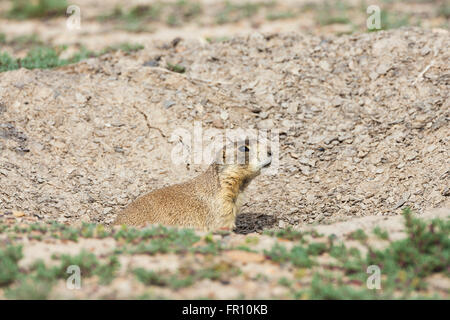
[100,43,144,55]
[373,226,389,240]
[115,225,201,255]
[0,52,20,72]
[266,11,296,21]
[4,250,121,298]
[0,245,23,286]
[319,207,450,297]
[347,229,368,242]
[98,1,201,30]
[95,255,120,284]
[67,46,97,64]
[60,227,79,241]
[20,46,67,69]
[233,245,256,252]
[166,62,186,73]
[437,3,450,18]
[264,243,314,268]
[10,34,43,49]
[316,0,351,26]
[205,36,230,43]
[134,268,195,289]
[264,227,306,242]
[367,208,450,284]
[278,276,291,287]
[56,251,100,277]
[297,273,380,299]
[191,241,223,255]
[307,242,328,256]
[0,42,144,73]
[7,0,68,19]
[167,0,202,26]
[372,10,411,31]
[134,262,240,289]
[5,275,54,299]
[41,251,118,283]
[215,1,274,24]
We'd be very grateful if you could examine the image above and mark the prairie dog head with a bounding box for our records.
[213,138,272,182]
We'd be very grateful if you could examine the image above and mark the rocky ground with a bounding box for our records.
[0,0,449,299]
[1,28,449,229]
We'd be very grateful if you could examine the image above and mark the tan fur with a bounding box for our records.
[113,139,271,231]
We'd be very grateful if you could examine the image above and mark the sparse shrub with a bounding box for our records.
[0,52,20,72]
[0,245,23,286]
[307,242,328,256]
[0,42,144,73]
[298,273,380,300]
[166,62,186,73]
[347,229,368,242]
[266,11,295,21]
[7,0,68,19]
[373,226,389,240]
[5,276,53,299]
[134,268,194,289]
[264,227,305,241]
[265,243,314,268]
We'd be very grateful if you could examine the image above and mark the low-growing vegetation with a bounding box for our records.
[166,62,186,73]
[215,1,275,24]
[6,0,68,19]
[2,0,446,38]
[98,1,202,31]
[0,42,144,72]
[0,207,448,299]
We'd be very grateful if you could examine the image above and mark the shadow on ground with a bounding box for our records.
[234,212,277,234]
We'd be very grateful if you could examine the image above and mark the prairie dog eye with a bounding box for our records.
[238,145,250,152]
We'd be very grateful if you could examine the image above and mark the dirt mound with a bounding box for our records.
[0,28,449,229]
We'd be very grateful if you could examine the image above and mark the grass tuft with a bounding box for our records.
[7,0,68,19]
[0,42,144,73]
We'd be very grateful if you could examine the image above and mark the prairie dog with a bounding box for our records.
[113,139,272,231]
